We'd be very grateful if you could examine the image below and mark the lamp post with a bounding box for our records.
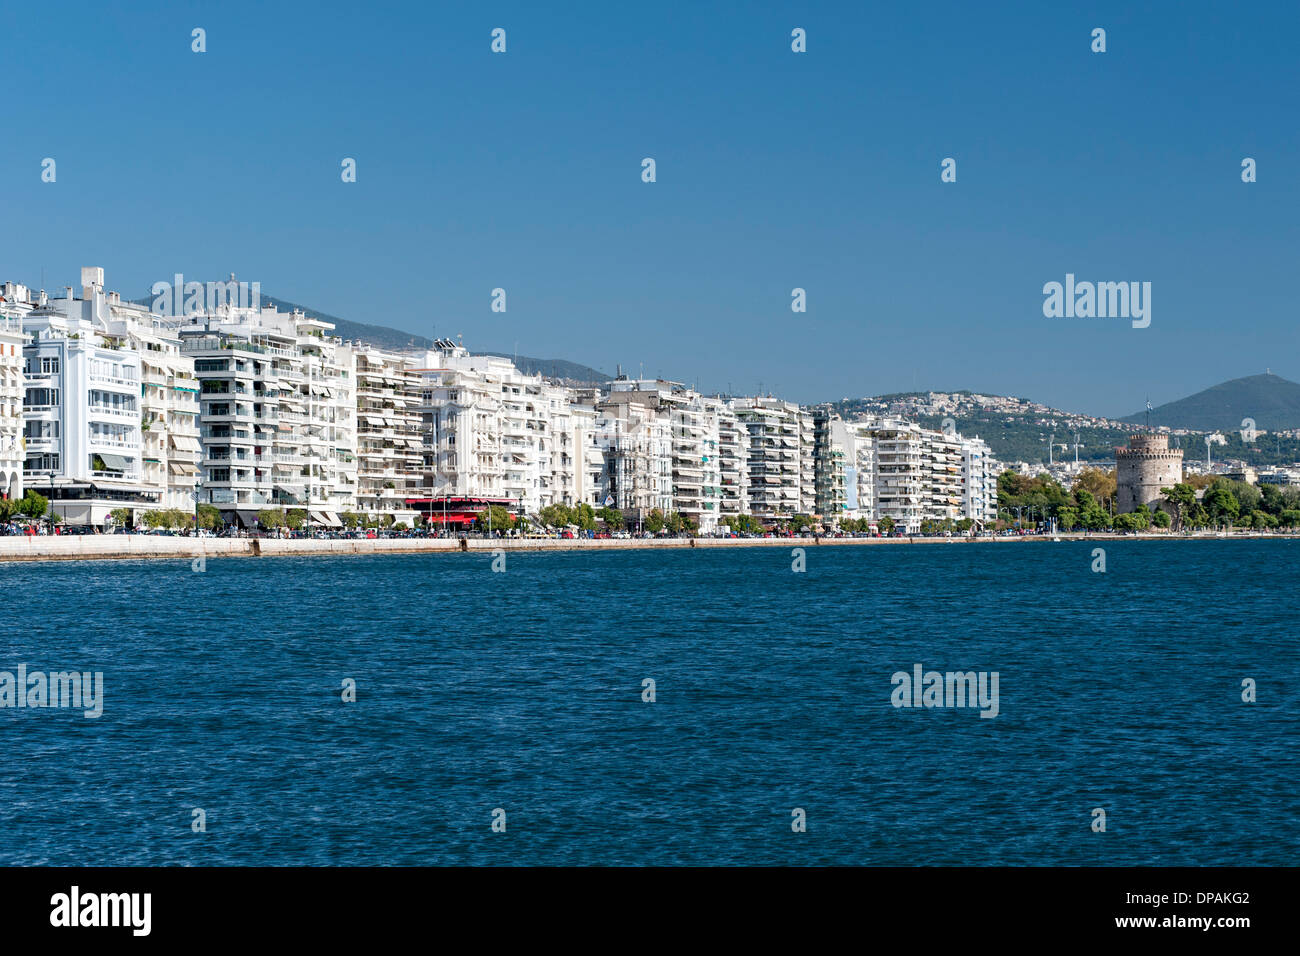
[48,469,56,534]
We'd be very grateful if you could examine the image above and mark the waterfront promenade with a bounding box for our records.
[0,531,1291,562]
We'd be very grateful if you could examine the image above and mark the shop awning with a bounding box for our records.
[233,510,261,527]
[170,434,202,452]
[168,461,198,475]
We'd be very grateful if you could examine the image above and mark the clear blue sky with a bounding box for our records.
[3,0,1297,417]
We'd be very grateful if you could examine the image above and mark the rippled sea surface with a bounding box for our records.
[1,540,1296,865]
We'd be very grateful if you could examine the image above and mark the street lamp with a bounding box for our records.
[192,479,203,535]
[47,469,56,534]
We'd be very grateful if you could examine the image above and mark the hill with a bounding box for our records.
[825,387,1300,467]
[1121,374,1300,431]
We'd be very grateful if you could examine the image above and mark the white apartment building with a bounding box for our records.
[174,304,357,527]
[11,270,204,521]
[816,413,999,532]
[415,340,581,517]
[0,288,29,502]
[814,411,850,520]
[715,399,750,522]
[845,420,876,522]
[348,344,421,524]
[961,436,999,528]
[601,379,737,531]
[925,432,965,523]
[74,269,200,512]
[21,297,152,524]
[590,388,673,518]
[867,419,925,532]
[733,397,816,521]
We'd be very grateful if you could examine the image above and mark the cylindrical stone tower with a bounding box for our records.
[1115,433,1184,513]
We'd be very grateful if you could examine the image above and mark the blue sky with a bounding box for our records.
[2,1,1296,417]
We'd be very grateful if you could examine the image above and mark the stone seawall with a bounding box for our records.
[0,531,1292,563]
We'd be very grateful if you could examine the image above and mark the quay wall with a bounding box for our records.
[0,532,1292,563]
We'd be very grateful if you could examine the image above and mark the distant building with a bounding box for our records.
[1258,471,1299,486]
[1115,432,1183,513]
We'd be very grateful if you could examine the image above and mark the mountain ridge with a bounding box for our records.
[1119,373,1300,431]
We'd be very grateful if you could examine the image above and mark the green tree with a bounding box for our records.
[1133,503,1152,530]
[257,508,285,530]
[1151,509,1172,529]
[109,507,133,527]
[476,504,516,532]
[878,515,895,534]
[572,503,597,531]
[1073,489,1109,530]
[1160,484,1197,531]
[597,506,625,530]
[286,508,307,530]
[538,504,574,529]
[196,503,221,530]
[1203,483,1240,528]
[17,490,48,520]
[1248,509,1277,529]
[785,514,816,533]
[644,508,666,533]
[1073,468,1117,513]
[1232,482,1262,515]
[722,514,765,535]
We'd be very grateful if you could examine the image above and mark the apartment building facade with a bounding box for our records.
[21,299,154,524]
[0,288,28,502]
[174,304,357,526]
[733,397,816,521]
[961,436,999,528]
[591,388,673,518]
[715,399,750,523]
[415,340,581,518]
[349,344,421,524]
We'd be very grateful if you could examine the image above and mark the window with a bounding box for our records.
[41,356,60,374]
[24,420,59,440]
[25,454,60,473]
[89,390,137,414]
[24,387,59,407]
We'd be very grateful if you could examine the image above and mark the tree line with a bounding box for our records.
[996,468,1300,531]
